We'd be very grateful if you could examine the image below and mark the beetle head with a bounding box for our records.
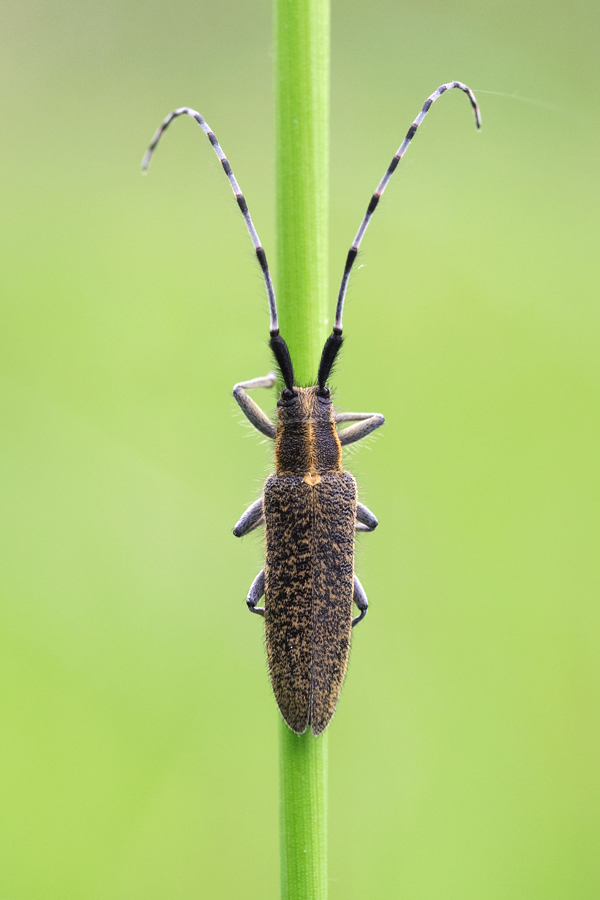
[276,383,332,410]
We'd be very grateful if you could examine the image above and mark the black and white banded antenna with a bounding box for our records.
[322,81,481,370]
[142,108,296,388]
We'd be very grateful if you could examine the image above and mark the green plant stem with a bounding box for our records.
[279,721,328,900]
[274,0,330,386]
[274,0,330,899]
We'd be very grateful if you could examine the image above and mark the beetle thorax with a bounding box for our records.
[274,386,342,476]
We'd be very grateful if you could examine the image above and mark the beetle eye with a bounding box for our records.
[317,386,330,399]
[281,388,296,402]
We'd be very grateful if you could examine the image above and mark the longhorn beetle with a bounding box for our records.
[143,82,481,735]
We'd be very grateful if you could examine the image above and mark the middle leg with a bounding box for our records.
[233,497,264,537]
[355,501,378,533]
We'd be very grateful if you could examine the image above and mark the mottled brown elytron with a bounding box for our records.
[143,82,481,735]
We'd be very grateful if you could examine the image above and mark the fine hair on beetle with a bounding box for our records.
[143,82,481,735]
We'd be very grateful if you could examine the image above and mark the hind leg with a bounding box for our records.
[352,574,369,627]
[246,568,265,617]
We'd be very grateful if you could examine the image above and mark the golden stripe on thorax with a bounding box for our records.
[274,387,342,477]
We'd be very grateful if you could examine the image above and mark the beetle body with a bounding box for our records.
[265,387,356,735]
[231,373,379,735]
[143,82,481,734]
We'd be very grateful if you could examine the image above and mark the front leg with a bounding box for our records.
[233,372,277,439]
[335,411,385,447]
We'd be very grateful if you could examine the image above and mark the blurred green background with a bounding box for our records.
[1,0,599,897]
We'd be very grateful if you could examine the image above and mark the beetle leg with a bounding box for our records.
[246,568,265,617]
[335,412,385,447]
[355,502,378,532]
[233,372,277,439]
[233,497,264,537]
[352,574,369,627]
